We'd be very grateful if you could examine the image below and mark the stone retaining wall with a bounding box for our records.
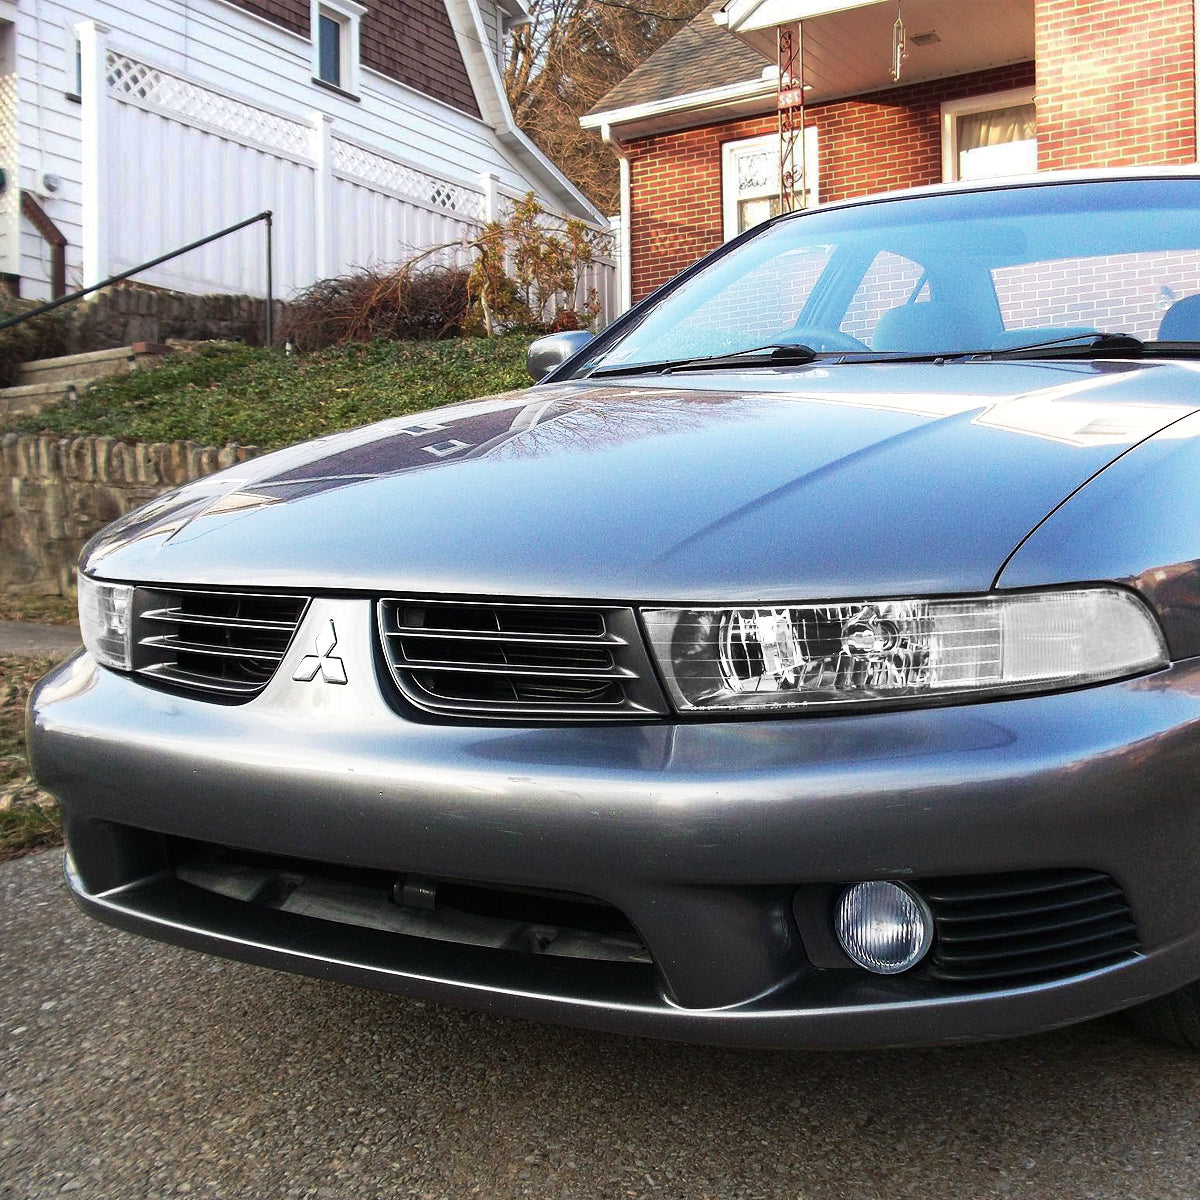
[1,434,262,596]
[64,285,288,353]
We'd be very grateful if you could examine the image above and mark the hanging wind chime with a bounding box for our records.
[891,0,908,82]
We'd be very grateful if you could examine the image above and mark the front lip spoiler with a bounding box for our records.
[64,852,1200,1050]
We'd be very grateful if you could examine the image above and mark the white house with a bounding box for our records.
[0,0,616,316]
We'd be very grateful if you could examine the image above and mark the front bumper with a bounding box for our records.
[29,598,1200,1048]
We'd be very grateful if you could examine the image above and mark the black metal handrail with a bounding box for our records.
[0,211,275,346]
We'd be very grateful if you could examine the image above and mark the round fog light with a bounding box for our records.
[835,881,934,975]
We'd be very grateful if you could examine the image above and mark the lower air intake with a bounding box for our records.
[917,868,1140,987]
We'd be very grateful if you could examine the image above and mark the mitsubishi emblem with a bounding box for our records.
[292,619,348,685]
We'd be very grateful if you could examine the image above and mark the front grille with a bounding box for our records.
[919,869,1140,987]
[378,598,669,719]
[132,587,309,700]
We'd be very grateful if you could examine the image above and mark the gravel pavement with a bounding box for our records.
[4,848,1200,1200]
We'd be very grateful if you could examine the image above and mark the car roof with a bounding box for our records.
[778,166,1200,224]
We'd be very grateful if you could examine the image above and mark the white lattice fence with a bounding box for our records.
[329,139,490,276]
[81,40,617,316]
[332,140,487,220]
[106,53,312,159]
[101,52,317,295]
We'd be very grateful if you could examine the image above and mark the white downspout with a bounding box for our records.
[602,123,632,315]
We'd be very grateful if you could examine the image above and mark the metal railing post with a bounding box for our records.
[265,212,274,348]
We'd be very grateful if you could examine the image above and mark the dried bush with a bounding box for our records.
[286,195,600,349]
[0,301,68,387]
[287,263,471,351]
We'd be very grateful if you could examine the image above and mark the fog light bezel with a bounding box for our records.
[834,880,935,975]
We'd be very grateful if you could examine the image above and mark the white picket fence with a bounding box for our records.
[82,30,616,321]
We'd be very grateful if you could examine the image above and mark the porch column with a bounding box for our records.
[77,20,110,288]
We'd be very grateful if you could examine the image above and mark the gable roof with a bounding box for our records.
[586,0,767,117]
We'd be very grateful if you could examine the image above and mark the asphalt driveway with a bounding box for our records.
[3,848,1199,1200]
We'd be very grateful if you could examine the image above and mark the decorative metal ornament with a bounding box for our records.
[777,24,806,216]
[891,0,907,82]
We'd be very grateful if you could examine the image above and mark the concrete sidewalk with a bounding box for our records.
[0,621,81,659]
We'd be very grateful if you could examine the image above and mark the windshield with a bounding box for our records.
[579,179,1200,373]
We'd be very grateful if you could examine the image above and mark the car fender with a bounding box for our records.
[996,406,1200,660]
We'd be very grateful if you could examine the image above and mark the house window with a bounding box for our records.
[64,38,82,101]
[942,88,1037,182]
[310,0,366,96]
[318,14,342,86]
[721,129,818,241]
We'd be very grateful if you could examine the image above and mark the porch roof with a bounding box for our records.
[584,0,1033,141]
[582,0,770,127]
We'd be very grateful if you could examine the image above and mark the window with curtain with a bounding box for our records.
[955,102,1037,181]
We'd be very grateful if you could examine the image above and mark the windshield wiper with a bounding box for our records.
[965,332,1146,360]
[588,343,819,378]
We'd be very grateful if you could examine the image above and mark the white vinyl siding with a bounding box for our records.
[14,0,585,299]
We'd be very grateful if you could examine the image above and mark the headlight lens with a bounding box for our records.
[78,574,134,671]
[643,587,1167,712]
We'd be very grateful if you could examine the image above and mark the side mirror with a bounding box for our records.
[527,330,594,382]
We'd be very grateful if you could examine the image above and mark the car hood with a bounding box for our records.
[82,360,1200,602]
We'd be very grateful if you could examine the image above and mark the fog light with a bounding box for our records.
[835,881,933,974]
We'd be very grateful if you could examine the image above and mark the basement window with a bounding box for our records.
[721,129,818,241]
[942,88,1037,182]
[311,0,366,96]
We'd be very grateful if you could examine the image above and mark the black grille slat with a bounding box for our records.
[926,937,1142,984]
[133,588,308,702]
[931,919,1138,965]
[930,884,1124,925]
[921,870,1114,904]
[379,598,669,720]
[935,902,1131,943]
[918,868,1140,988]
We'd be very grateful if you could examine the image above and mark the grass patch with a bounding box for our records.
[0,804,63,862]
[0,654,62,862]
[3,334,538,450]
[0,595,78,625]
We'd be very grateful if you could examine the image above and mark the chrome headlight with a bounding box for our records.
[642,587,1167,713]
[78,574,134,671]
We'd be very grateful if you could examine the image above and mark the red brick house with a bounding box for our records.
[581,0,1197,309]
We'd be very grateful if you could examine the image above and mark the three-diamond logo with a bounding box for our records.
[292,619,348,685]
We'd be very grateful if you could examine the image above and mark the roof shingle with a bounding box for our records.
[586,0,768,116]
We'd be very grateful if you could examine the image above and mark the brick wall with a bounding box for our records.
[0,435,262,597]
[624,63,1035,300]
[1036,0,1196,170]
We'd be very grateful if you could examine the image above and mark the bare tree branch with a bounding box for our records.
[504,0,707,212]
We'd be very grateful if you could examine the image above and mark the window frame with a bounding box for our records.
[721,128,819,242]
[941,87,1036,183]
[311,0,366,96]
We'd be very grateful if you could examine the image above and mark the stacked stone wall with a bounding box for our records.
[61,285,287,353]
[0,434,262,596]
